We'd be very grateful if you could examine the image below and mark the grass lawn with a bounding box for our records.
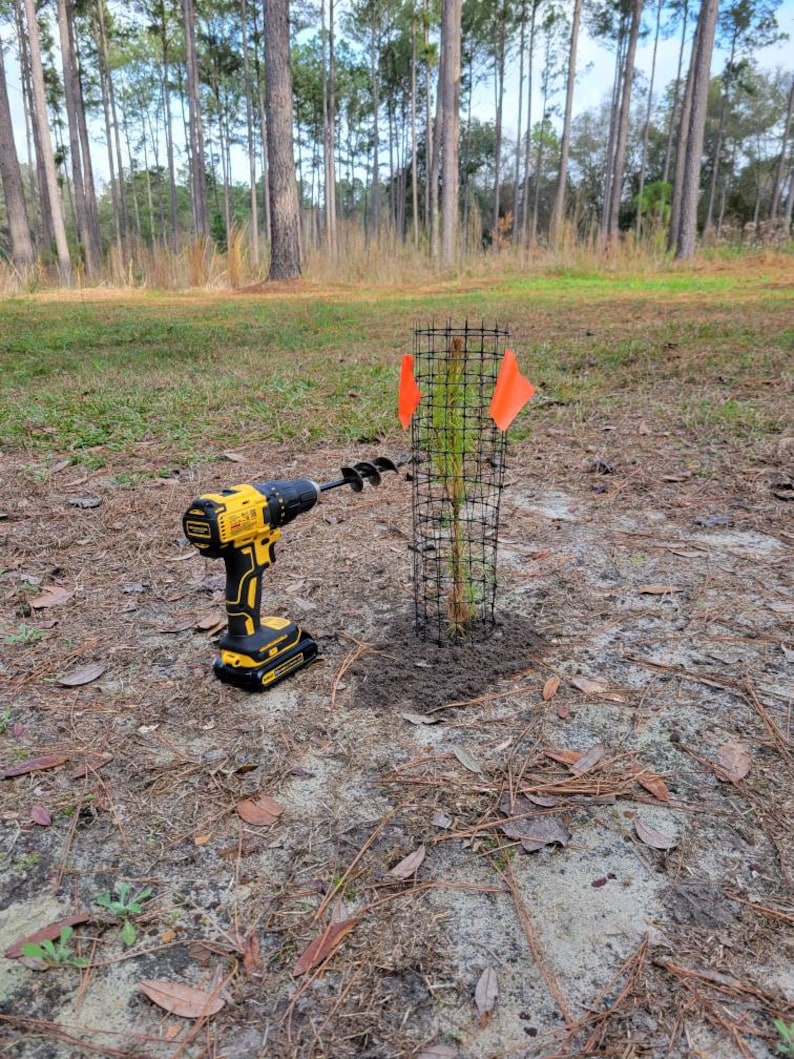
[0,257,793,1059]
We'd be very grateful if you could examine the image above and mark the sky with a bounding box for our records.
[2,0,793,188]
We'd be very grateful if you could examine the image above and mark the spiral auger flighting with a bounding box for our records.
[319,456,400,494]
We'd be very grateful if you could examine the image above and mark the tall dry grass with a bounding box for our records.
[0,220,790,295]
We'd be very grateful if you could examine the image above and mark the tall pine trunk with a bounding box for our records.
[770,74,794,224]
[551,0,582,242]
[605,0,643,240]
[0,36,35,268]
[635,0,662,236]
[241,0,259,265]
[663,0,689,185]
[183,0,209,236]
[56,0,99,275]
[674,0,719,259]
[440,0,461,266]
[264,0,301,279]
[22,0,71,282]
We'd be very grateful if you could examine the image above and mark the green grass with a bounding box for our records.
[0,269,791,465]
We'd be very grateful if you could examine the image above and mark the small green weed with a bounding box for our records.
[0,705,10,733]
[3,624,47,646]
[776,1020,794,1056]
[94,882,154,946]
[21,926,88,968]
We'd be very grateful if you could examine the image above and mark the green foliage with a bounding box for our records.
[3,625,48,646]
[21,927,89,968]
[94,881,154,917]
[94,882,154,947]
[0,705,11,733]
[775,1020,794,1056]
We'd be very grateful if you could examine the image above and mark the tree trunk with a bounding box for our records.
[601,28,626,240]
[491,3,506,245]
[411,12,419,248]
[183,0,209,236]
[56,0,97,275]
[71,23,102,265]
[674,0,719,259]
[770,73,794,224]
[520,1,537,248]
[0,35,35,269]
[369,14,380,241]
[423,0,433,232]
[663,0,689,185]
[321,0,337,256]
[635,0,662,237]
[512,2,527,238]
[22,0,71,282]
[430,27,442,259]
[264,0,301,279]
[15,0,54,253]
[440,0,461,266]
[96,0,130,254]
[667,8,699,251]
[551,0,582,242]
[704,32,737,235]
[606,0,643,240]
[241,0,259,265]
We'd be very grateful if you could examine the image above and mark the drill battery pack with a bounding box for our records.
[213,617,318,693]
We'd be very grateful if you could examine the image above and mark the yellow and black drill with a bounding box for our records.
[182,458,397,692]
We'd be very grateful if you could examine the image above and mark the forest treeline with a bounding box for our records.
[0,0,792,284]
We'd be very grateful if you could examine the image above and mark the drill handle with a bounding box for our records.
[223,535,277,641]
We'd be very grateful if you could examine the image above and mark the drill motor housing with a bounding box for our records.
[182,479,321,691]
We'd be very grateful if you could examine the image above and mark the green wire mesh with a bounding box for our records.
[411,322,509,644]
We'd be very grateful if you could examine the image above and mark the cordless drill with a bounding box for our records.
[182,459,397,692]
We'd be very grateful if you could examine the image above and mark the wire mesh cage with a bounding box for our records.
[411,322,509,644]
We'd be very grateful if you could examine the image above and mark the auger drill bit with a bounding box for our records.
[320,456,399,494]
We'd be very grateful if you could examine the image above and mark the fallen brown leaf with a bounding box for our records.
[542,676,560,701]
[544,747,584,765]
[388,845,426,880]
[570,675,609,694]
[236,794,284,826]
[30,806,52,826]
[30,586,72,609]
[633,769,669,802]
[714,742,751,784]
[5,913,91,958]
[138,979,225,1019]
[57,663,106,687]
[453,747,483,774]
[69,753,113,780]
[417,1046,459,1059]
[2,754,68,779]
[194,610,226,633]
[634,817,678,850]
[242,933,263,976]
[570,743,606,775]
[292,918,359,976]
[501,816,570,852]
[474,965,499,1025]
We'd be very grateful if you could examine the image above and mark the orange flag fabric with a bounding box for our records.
[398,354,423,429]
[489,348,536,431]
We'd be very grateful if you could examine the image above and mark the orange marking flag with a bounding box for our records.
[398,354,423,429]
[489,348,536,431]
